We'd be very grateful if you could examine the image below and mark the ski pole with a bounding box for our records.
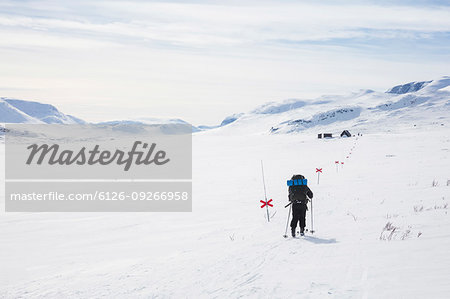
[310,197,315,234]
[284,201,292,208]
[260,160,270,223]
[283,203,292,238]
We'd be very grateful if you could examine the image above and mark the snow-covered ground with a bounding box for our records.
[0,118,449,297]
[0,77,449,297]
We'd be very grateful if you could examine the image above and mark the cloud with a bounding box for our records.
[0,1,449,50]
[0,0,448,124]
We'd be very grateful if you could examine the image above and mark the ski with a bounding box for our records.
[283,229,317,238]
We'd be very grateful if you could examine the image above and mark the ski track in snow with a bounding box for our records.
[0,122,450,298]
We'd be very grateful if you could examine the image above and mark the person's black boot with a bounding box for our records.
[300,227,305,236]
[291,227,296,237]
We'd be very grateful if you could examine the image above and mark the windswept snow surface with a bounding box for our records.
[1,120,450,298]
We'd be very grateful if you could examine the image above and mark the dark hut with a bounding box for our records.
[341,130,351,137]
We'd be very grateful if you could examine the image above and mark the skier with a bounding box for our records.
[288,174,313,237]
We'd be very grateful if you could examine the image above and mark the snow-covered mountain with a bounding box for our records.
[99,117,191,126]
[2,76,449,133]
[0,97,85,124]
[210,76,450,135]
[97,117,203,132]
[0,98,200,130]
[386,80,432,94]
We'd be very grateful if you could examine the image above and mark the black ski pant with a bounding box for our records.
[291,203,307,231]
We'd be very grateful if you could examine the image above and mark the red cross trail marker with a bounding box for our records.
[316,168,322,184]
[260,199,273,208]
[260,160,271,222]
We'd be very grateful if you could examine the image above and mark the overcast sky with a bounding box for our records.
[0,0,449,125]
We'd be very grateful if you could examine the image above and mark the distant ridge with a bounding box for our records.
[209,76,449,135]
[0,97,85,124]
[386,81,431,94]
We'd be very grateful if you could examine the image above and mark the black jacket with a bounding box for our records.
[288,185,313,204]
